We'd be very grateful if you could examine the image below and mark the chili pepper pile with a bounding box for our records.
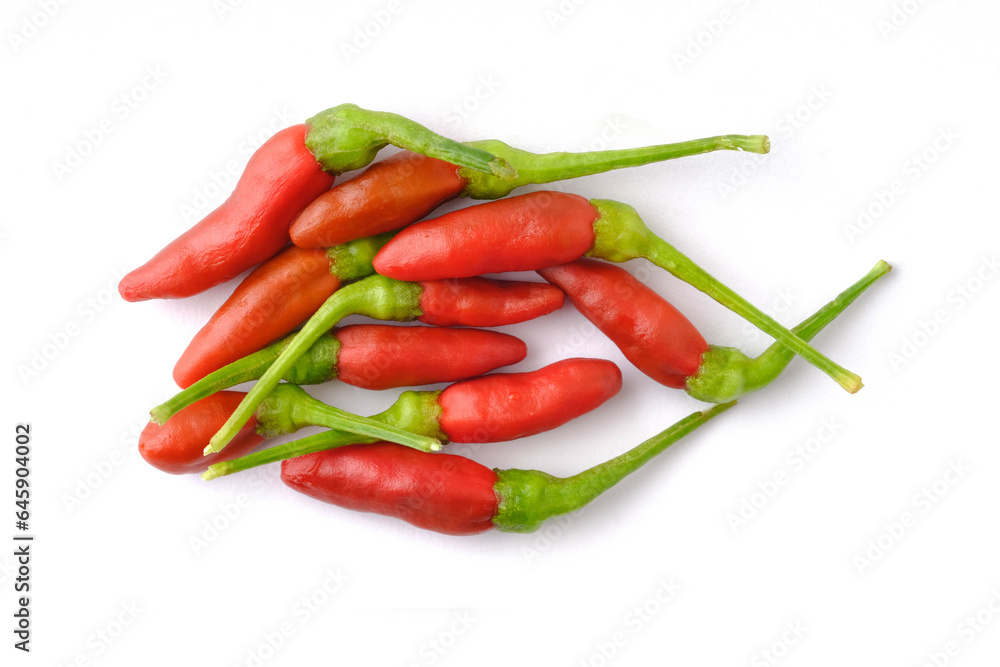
[126,104,891,536]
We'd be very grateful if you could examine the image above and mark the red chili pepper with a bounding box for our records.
[436,358,622,443]
[540,258,892,402]
[290,152,465,248]
[204,358,622,481]
[152,324,527,424]
[201,274,564,455]
[139,392,265,475]
[373,191,863,394]
[120,126,335,302]
[120,104,515,301]
[543,259,707,389]
[290,133,771,248]
[140,384,441,475]
[152,358,618,477]
[283,444,498,535]
[280,402,731,535]
[172,234,391,388]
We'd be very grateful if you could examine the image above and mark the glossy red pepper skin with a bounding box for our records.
[539,260,708,388]
[139,392,263,475]
[417,277,565,327]
[334,325,526,390]
[281,444,499,536]
[438,358,623,442]
[373,192,597,281]
[174,246,340,387]
[119,125,335,302]
[290,152,464,248]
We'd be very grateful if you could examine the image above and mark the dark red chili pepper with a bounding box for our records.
[140,384,441,475]
[290,133,770,248]
[283,444,498,535]
[172,233,391,388]
[373,191,863,394]
[284,443,499,535]
[540,258,892,402]
[280,402,731,535]
[120,104,515,301]
[204,274,564,454]
[152,324,527,424]
[203,358,622,481]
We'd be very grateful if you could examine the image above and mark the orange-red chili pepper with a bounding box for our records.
[172,234,390,388]
[290,152,465,248]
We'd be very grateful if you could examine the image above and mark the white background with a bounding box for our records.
[2,1,999,665]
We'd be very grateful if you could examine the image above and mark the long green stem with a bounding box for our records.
[205,275,424,455]
[587,199,864,394]
[645,236,862,392]
[306,104,515,179]
[752,260,891,375]
[150,341,283,424]
[202,430,370,481]
[461,135,770,200]
[150,332,342,425]
[686,261,891,403]
[493,402,734,533]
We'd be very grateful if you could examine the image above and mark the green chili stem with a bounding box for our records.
[327,231,395,280]
[753,260,891,375]
[202,430,371,481]
[290,391,440,453]
[493,402,734,533]
[643,235,863,393]
[205,275,425,455]
[203,388,447,480]
[150,340,284,424]
[460,135,769,200]
[504,135,770,186]
[587,199,864,394]
[306,104,515,179]
[686,261,892,403]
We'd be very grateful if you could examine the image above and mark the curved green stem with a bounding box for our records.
[686,261,892,402]
[462,135,770,199]
[205,275,424,455]
[306,104,514,179]
[203,429,370,481]
[493,402,734,533]
[587,199,864,394]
